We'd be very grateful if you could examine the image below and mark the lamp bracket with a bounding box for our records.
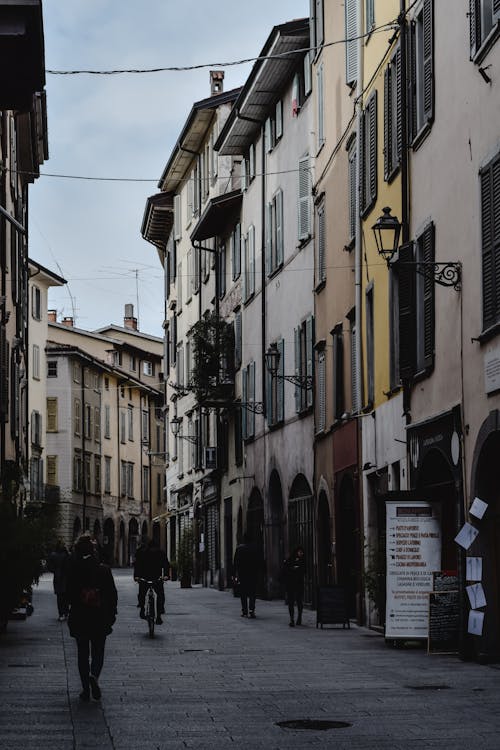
[276,374,313,390]
[236,401,265,414]
[397,261,462,291]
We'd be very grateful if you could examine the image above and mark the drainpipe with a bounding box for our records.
[81,365,87,531]
[354,0,364,419]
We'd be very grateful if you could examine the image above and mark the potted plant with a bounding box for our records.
[177,527,194,589]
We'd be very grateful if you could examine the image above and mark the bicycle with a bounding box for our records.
[137,577,162,637]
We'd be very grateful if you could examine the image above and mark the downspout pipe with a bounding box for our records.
[354,0,364,416]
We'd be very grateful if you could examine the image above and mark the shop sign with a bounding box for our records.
[386,501,441,639]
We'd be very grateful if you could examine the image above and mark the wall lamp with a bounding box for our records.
[372,206,462,290]
[170,416,197,444]
[265,343,313,390]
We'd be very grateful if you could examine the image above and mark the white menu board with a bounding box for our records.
[386,501,441,639]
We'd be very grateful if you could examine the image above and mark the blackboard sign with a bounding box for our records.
[432,570,458,592]
[316,586,350,629]
[428,590,460,654]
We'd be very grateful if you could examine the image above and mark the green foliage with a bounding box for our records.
[363,542,386,615]
[0,499,59,621]
[176,526,194,578]
[190,312,234,401]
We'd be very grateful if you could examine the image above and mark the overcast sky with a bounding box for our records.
[29,0,308,338]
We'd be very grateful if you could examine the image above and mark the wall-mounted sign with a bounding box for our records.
[386,501,441,640]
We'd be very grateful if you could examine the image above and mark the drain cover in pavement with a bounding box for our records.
[406,684,451,690]
[276,720,351,731]
[180,648,213,653]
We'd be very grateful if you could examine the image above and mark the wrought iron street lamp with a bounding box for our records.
[265,343,313,390]
[170,416,197,444]
[371,207,401,266]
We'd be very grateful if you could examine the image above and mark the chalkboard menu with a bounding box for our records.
[428,590,460,654]
[316,586,350,629]
[432,571,458,592]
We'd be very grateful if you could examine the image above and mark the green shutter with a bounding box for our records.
[294,327,301,413]
[368,91,377,206]
[306,316,314,408]
[422,222,435,370]
[422,0,434,125]
[277,339,285,423]
[398,243,417,379]
[276,190,284,267]
[384,65,391,180]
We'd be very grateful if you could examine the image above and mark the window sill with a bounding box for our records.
[476,321,500,344]
[298,234,311,249]
[268,419,284,432]
[315,279,326,294]
[243,292,255,307]
[267,263,283,280]
[361,197,377,220]
[411,120,433,152]
[472,22,500,65]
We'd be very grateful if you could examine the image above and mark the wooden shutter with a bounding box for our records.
[249,361,256,437]
[277,339,285,423]
[359,109,366,212]
[494,0,500,23]
[242,367,248,439]
[469,0,478,58]
[422,222,435,369]
[395,47,403,162]
[317,202,326,282]
[294,327,301,413]
[318,351,326,431]
[422,0,434,125]
[306,316,314,408]
[384,65,392,179]
[298,156,311,240]
[265,202,272,275]
[408,25,417,143]
[47,455,57,486]
[276,190,284,267]
[47,397,57,432]
[345,0,358,86]
[481,155,500,329]
[333,330,344,420]
[398,243,417,379]
[368,91,377,207]
[248,225,255,296]
[350,321,359,413]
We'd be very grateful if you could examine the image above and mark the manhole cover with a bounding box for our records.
[180,648,212,653]
[406,684,450,691]
[276,720,351,731]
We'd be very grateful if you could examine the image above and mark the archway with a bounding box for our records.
[288,475,314,604]
[317,491,332,586]
[103,518,115,566]
[141,520,149,541]
[336,473,361,618]
[268,470,284,598]
[128,518,139,565]
[72,516,81,541]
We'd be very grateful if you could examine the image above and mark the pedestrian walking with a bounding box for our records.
[233,533,264,618]
[133,539,170,624]
[283,546,306,627]
[47,540,70,621]
[66,534,118,702]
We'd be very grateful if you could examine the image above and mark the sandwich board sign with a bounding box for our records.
[386,501,441,640]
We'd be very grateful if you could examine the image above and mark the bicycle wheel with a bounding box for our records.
[147,591,155,637]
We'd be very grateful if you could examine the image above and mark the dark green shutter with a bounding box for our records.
[469,0,478,58]
[482,164,495,329]
[306,316,314,408]
[368,91,378,206]
[408,26,417,144]
[398,243,416,379]
[423,0,434,125]
[395,47,403,162]
[0,333,9,421]
[359,109,366,212]
[422,222,435,369]
[384,65,391,179]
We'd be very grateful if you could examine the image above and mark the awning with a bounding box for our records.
[190,189,242,242]
[141,192,174,249]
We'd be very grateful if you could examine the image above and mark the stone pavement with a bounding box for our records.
[1,570,500,750]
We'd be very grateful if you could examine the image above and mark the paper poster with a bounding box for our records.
[466,557,482,582]
[454,522,479,550]
[466,582,487,610]
[469,497,488,520]
[468,609,484,636]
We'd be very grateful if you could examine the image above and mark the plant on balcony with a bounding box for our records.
[190,312,234,403]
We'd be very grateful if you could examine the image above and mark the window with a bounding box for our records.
[104,377,109,391]
[243,143,256,189]
[129,355,136,371]
[332,326,345,421]
[142,409,149,443]
[31,285,41,320]
[264,101,283,152]
[143,361,153,377]
[174,193,182,240]
[47,397,58,432]
[310,0,324,51]
[176,343,184,389]
[317,63,325,150]
[294,317,314,412]
[128,405,134,440]
[120,460,127,496]
[242,361,256,440]
[384,47,402,181]
[31,410,41,446]
[127,462,134,497]
[234,311,242,370]
[104,456,111,493]
[316,199,326,286]
[366,283,375,407]
[409,0,434,143]
[481,152,500,331]
[94,407,101,441]
[74,454,83,492]
[298,156,311,241]
[74,399,81,436]
[243,225,255,302]
[218,240,227,299]
[120,410,126,443]
[348,137,357,241]
[349,310,360,414]
[143,466,150,503]
[95,456,101,495]
[234,405,243,466]
[47,360,57,378]
[84,404,92,439]
[366,0,375,32]
[275,99,283,140]
[360,91,377,216]
[266,189,284,276]
[317,349,326,432]
[397,223,435,378]
[47,455,58,486]
[345,0,359,86]
[104,404,111,438]
[231,223,241,281]
[73,362,81,383]
[32,344,40,380]
[470,0,500,59]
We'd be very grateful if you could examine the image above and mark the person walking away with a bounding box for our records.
[66,534,118,701]
[283,546,306,627]
[47,540,70,621]
[134,539,170,624]
[233,533,263,618]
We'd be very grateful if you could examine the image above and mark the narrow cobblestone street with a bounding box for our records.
[1,570,500,749]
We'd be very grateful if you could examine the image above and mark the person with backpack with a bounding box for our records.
[66,534,118,702]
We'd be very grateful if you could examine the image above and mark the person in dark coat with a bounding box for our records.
[283,546,306,626]
[47,540,70,621]
[133,539,170,624]
[66,534,118,701]
[233,533,264,618]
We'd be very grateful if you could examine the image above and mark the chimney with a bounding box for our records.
[48,309,57,323]
[124,303,138,331]
[210,70,224,96]
[62,316,73,327]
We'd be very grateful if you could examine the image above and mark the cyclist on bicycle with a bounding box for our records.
[134,539,170,624]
